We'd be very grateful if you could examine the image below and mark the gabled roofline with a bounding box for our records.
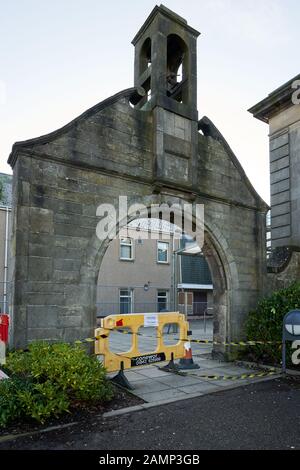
[8,87,144,168]
[248,73,300,123]
[198,115,269,211]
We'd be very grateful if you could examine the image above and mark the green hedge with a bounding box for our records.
[0,342,113,427]
[245,282,300,365]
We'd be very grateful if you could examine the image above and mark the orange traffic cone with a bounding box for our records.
[179,341,200,370]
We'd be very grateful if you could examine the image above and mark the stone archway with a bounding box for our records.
[80,203,237,353]
[8,6,268,349]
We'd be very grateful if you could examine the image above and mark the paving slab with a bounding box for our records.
[154,374,204,387]
[177,382,221,394]
[136,388,188,402]
[132,378,172,393]
[135,366,172,378]
[118,353,278,404]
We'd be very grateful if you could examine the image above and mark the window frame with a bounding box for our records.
[119,288,134,314]
[157,290,169,312]
[157,240,169,264]
[119,237,134,261]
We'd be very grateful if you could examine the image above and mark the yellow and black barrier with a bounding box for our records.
[94,312,189,373]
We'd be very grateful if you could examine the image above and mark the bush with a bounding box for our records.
[245,282,300,365]
[0,342,113,427]
[0,377,24,426]
[0,377,69,426]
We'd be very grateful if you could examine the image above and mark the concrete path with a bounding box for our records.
[106,319,279,405]
[108,357,277,405]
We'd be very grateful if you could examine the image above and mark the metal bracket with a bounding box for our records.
[110,361,134,390]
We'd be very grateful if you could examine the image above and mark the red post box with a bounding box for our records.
[0,314,9,343]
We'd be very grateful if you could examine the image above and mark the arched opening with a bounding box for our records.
[166,34,188,104]
[139,37,152,103]
[92,213,230,358]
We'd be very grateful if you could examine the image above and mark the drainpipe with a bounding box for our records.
[3,206,9,314]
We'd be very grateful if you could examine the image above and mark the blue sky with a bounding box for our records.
[1,0,299,202]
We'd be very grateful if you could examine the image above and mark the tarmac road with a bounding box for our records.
[1,377,299,450]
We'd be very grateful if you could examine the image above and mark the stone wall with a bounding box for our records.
[8,89,268,349]
[267,250,300,294]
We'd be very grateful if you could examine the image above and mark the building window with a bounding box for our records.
[120,238,133,260]
[120,289,133,314]
[157,291,168,312]
[157,241,169,263]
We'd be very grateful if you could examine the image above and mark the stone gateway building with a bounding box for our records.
[8,5,268,352]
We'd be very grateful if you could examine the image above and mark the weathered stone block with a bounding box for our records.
[28,257,53,281]
[30,207,54,234]
[58,315,82,328]
[270,132,288,151]
[53,258,81,271]
[27,305,59,328]
[271,178,290,195]
[270,167,290,184]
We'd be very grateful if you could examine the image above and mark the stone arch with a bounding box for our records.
[81,200,237,350]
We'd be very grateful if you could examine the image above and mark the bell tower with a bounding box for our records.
[132,5,200,188]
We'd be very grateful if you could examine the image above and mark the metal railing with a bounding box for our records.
[96,301,171,317]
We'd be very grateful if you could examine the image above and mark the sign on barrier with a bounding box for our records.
[94,312,188,372]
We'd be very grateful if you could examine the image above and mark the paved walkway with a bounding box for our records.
[106,319,278,404]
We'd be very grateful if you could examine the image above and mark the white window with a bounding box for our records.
[157,241,169,263]
[120,238,133,260]
[157,291,168,312]
[120,289,133,314]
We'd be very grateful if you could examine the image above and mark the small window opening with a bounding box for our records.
[166,34,187,104]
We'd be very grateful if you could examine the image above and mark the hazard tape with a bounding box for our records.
[114,329,281,347]
[163,368,278,381]
[72,328,161,346]
[74,336,101,344]
[115,328,162,340]
[187,339,282,347]
[194,371,278,380]
[73,332,282,348]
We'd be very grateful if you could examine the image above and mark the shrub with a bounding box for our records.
[0,377,69,426]
[1,341,113,427]
[0,377,24,426]
[245,282,300,365]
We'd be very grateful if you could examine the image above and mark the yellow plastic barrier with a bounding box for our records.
[94,312,188,372]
